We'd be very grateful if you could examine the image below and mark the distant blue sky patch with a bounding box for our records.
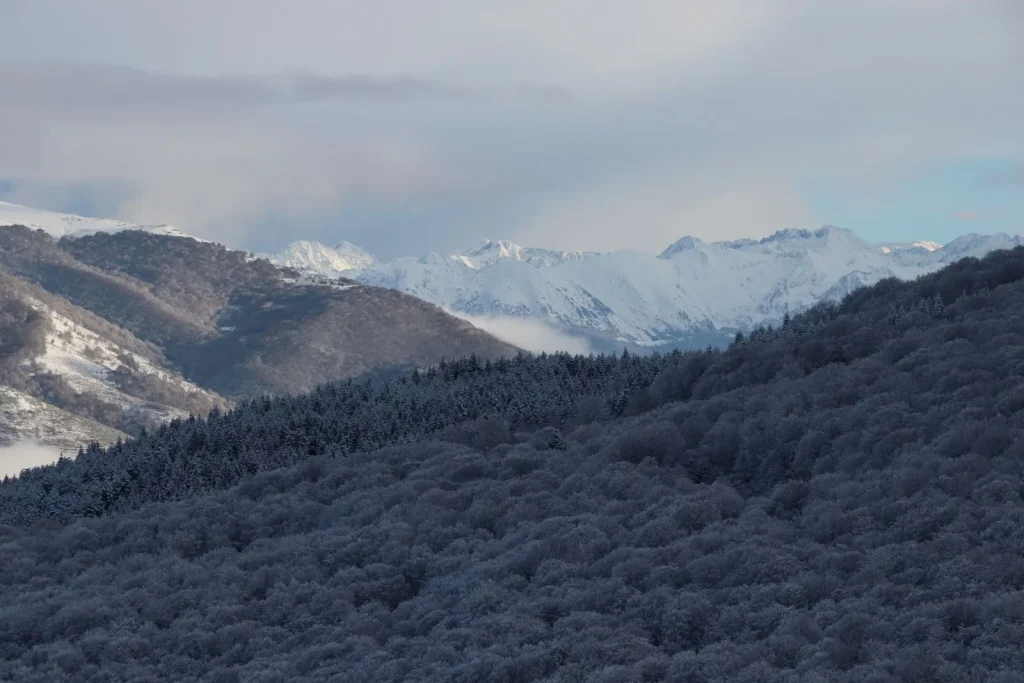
[807,158,1023,245]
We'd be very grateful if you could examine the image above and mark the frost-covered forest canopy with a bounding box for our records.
[2,247,1024,682]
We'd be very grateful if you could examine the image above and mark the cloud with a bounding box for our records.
[0,440,68,479]
[0,1,1020,255]
[287,73,479,102]
[0,1,770,93]
[0,110,476,244]
[519,171,817,251]
[0,64,480,115]
[451,311,594,355]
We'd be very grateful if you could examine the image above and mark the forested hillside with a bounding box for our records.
[1,247,1024,681]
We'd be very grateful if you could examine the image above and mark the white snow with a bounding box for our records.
[1,299,223,449]
[263,240,376,278]
[349,226,1024,345]
[454,240,597,269]
[7,200,1021,348]
[29,302,209,417]
[0,200,202,241]
[878,240,943,254]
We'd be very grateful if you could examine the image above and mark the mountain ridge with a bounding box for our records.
[1,210,518,449]
[0,199,200,241]
[271,225,1024,349]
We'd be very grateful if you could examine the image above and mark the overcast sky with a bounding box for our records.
[0,1,1021,257]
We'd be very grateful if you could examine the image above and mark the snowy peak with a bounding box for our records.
[878,240,944,254]
[659,236,704,258]
[267,240,376,278]
[759,225,866,248]
[353,225,1024,349]
[938,233,1024,260]
[454,239,596,269]
[455,239,527,269]
[762,228,815,242]
[661,226,866,259]
[0,200,199,241]
[332,240,376,266]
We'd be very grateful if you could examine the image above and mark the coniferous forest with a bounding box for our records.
[2,247,1024,681]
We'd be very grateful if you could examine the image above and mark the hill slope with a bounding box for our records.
[0,386,127,452]
[0,222,517,445]
[0,199,198,240]
[1,264,225,448]
[1,248,1023,680]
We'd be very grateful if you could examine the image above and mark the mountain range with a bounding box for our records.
[4,197,1023,449]
[0,202,516,450]
[269,227,1024,351]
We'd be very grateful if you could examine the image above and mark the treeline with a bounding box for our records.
[4,247,1024,527]
[0,350,683,524]
[0,248,1023,680]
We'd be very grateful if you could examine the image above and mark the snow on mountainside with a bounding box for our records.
[878,240,942,254]
[0,386,127,452]
[33,302,208,422]
[266,238,594,276]
[453,240,597,269]
[344,226,1024,348]
[8,199,1021,352]
[0,296,221,450]
[263,240,376,278]
[0,200,200,241]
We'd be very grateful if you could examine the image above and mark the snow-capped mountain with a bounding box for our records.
[0,200,200,241]
[264,240,376,278]
[878,240,943,254]
[453,240,598,269]
[329,226,1024,350]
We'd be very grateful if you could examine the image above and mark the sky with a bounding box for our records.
[0,0,1021,258]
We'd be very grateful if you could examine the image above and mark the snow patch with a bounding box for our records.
[0,200,202,241]
[355,227,1024,345]
[34,305,200,412]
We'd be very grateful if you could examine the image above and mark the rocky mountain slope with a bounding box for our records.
[0,206,517,451]
[273,228,1024,350]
